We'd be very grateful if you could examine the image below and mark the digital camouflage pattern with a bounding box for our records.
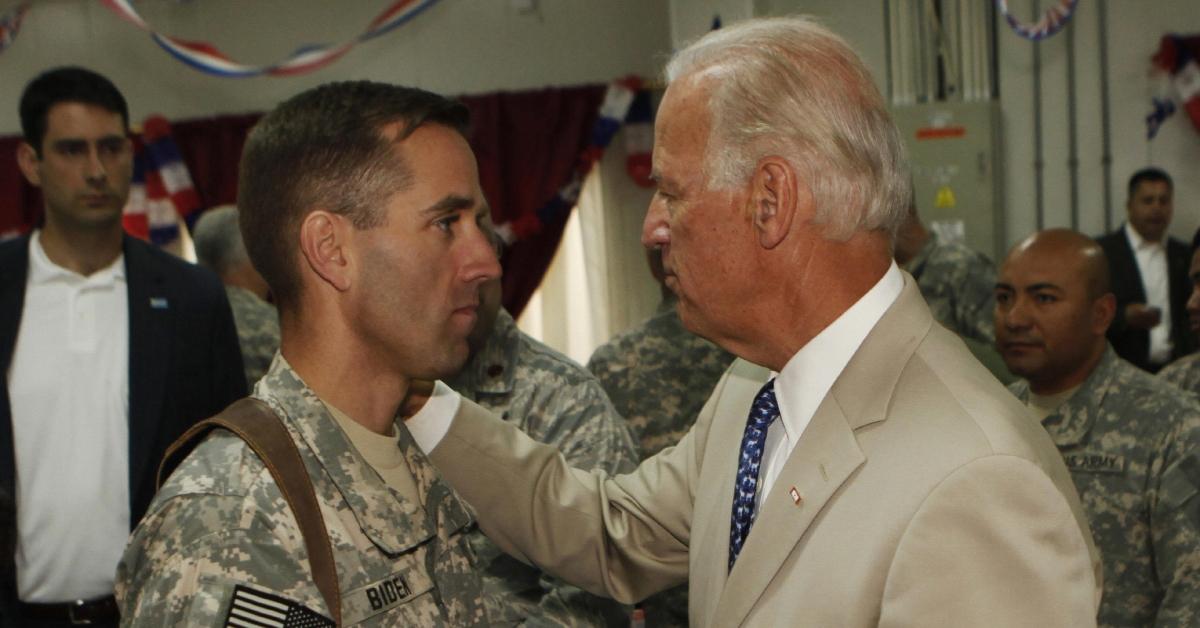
[587,297,734,459]
[447,309,638,627]
[224,285,280,389]
[586,297,733,627]
[1159,352,1200,400]
[116,355,487,627]
[904,232,998,344]
[1010,347,1200,628]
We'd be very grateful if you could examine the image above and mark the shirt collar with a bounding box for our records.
[28,230,126,287]
[1124,222,1163,251]
[773,261,905,444]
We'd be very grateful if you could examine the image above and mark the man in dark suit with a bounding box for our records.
[1096,167,1193,372]
[0,67,245,627]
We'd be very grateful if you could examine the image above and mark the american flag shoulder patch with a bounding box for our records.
[223,584,334,628]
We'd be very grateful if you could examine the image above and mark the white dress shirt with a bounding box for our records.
[409,262,905,515]
[7,231,130,602]
[1125,223,1173,365]
[757,262,903,507]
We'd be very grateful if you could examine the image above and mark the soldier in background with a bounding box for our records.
[192,204,280,388]
[586,250,733,627]
[588,250,734,459]
[116,82,495,625]
[995,228,1200,628]
[893,196,1011,382]
[448,273,638,627]
[1158,228,1200,396]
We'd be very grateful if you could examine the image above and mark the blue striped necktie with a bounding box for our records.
[728,379,779,571]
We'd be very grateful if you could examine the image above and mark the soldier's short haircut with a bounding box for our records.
[238,81,469,310]
[192,205,248,276]
[19,66,129,156]
[1127,167,1173,199]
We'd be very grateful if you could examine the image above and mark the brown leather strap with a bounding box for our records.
[159,398,342,625]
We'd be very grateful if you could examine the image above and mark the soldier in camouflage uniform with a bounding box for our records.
[117,356,485,626]
[585,253,732,628]
[587,254,733,459]
[116,82,500,625]
[449,277,638,627]
[894,205,997,344]
[221,284,280,387]
[996,229,1200,627]
[192,204,280,388]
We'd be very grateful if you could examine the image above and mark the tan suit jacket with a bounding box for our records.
[431,275,1102,627]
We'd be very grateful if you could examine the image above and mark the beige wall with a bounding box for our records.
[0,0,671,134]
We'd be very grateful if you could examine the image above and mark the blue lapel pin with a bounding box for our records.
[149,297,169,309]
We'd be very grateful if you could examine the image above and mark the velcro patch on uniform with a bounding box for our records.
[223,584,334,628]
[1162,453,1200,513]
[1063,452,1125,474]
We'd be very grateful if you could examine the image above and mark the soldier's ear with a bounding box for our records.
[298,210,352,292]
[1092,293,1116,334]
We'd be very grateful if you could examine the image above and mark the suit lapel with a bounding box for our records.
[711,400,864,627]
[124,237,172,509]
[707,275,931,626]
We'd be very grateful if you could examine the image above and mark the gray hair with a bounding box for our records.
[192,204,248,275]
[665,16,910,241]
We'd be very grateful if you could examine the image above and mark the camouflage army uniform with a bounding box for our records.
[587,297,734,459]
[904,232,997,344]
[224,285,280,389]
[1160,352,1200,399]
[116,355,487,626]
[586,297,733,628]
[448,309,638,627]
[1009,347,1200,627]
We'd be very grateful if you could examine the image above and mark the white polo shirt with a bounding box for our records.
[7,231,130,601]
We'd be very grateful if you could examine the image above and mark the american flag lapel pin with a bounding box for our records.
[789,486,802,505]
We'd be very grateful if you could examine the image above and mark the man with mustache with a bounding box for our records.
[117,82,496,626]
[1096,168,1193,372]
[0,67,246,627]
[997,228,1200,627]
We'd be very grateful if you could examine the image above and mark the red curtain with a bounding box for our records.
[462,84,606,317]
[0,137,43,237]
[0,85,605,317]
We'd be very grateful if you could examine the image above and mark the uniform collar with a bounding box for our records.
[1013,345,1120,447]
[255,355,472,554]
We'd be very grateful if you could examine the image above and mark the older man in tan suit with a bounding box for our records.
[408,17,1101,627]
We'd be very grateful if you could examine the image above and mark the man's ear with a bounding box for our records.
[1093,293,1117,334]
[298,210,352,292]
[16,142,41,187]
[749,158,801,249]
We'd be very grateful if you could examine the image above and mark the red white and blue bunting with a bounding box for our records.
[0,3,29,55]
[124,116,201,245]
[1149,34,1200,139]
[494,76,646,245]
[99,0,440,77]
[996,0,1078,42]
